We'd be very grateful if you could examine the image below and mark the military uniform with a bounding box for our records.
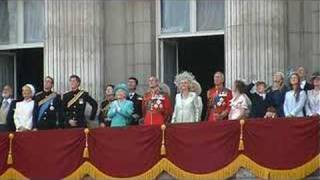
[142,90,172,125]
[62,89,98,128]
[206,87,232,122]
[34,90,62,130]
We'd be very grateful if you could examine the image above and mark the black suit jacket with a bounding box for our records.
[303,82,314,91]
[127,93,142,125]
[62,89,98,128]
[6,99,38,132]
[245,83,269,118]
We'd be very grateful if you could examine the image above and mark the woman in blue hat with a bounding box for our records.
[107,83,134,127]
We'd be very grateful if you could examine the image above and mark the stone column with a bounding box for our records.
[103,0,156,93]
[287,0,320,75]
[44,0,105,100]
[225,0,288,88]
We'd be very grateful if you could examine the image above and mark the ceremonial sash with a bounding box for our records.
[38,93,57,106]
[67,90,85,108]
[37,93,57,122]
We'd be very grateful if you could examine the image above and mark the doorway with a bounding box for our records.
[162,35,225,119]
[0,48,43,98]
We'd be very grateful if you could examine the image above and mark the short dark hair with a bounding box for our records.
[256,81,266,87]
[128,77,138,85]
[45,76,54,84]
[105,84,114,90]
[234,80,246,94]
[69,75,81,84]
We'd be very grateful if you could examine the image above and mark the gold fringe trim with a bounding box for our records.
[83,128,90,158]
[7,133,14,165]
[0,168,29,180]
[240,154,320,180]
[1,155,319,180]
[160,124,166,156]
[238,119,245,151]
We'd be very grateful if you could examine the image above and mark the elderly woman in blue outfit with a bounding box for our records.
[107,83,134,127]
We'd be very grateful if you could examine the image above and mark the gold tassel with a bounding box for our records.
[160,124,166,156]
[7,133,14,165]
[238,119,245,151]
[238,139,244,151]
[83,128,90,158]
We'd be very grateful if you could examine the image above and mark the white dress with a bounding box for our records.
[283,90,307,117]
[171,92,201,123]
[305,90,320,116]
[14,100,35,131]
[229,94,251,120]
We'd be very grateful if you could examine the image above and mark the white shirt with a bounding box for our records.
[129,92,135,100]
[300,80,307,90]
[14,100,35,131]
[171,92,201,123]
[283,90,307,117]
[306,90,320,116]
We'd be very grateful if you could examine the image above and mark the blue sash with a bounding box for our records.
[38,96,56,122]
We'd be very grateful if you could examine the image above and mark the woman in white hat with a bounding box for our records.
[7,84,38,132]
[171,72,201,123]
[305,72,320,117]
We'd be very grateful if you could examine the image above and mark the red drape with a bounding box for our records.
[243,117,319,169]
[0,118,318,179]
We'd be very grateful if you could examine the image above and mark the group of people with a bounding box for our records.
[0,66,319,132]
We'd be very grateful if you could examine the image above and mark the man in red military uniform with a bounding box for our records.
[206,72,233,122]
[142,76,172,125]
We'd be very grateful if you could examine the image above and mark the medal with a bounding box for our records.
[79,98,84,104]
[156,99,161,104]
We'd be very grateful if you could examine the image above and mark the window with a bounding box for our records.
[0,0,44,46]
[160,0,225,34]
[197,0,225,31]
[24,0,45,43]
[161,0,190,33]
[0,0,17,45]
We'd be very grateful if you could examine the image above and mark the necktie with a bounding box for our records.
[1,100,9,111]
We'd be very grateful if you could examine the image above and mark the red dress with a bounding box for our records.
[142,91,172,125]
[206,87,233,122]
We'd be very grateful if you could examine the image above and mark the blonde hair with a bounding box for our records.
[191,80,202,96]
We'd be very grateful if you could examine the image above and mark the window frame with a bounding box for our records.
[0,0,44,50]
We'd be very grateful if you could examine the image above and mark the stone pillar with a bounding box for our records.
[104,0,156,94]
[225,0,288,88]
[44,0,105,100]
[287,0,320,76]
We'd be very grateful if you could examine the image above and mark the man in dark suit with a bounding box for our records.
[127,77,142,125]
[296,66,314,91]
[0,85,14,132]
[245,81,269,118]
[62,75,98,128]
[34,76,62,130]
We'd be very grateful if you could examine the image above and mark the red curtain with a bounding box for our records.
[0,118,318,179]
